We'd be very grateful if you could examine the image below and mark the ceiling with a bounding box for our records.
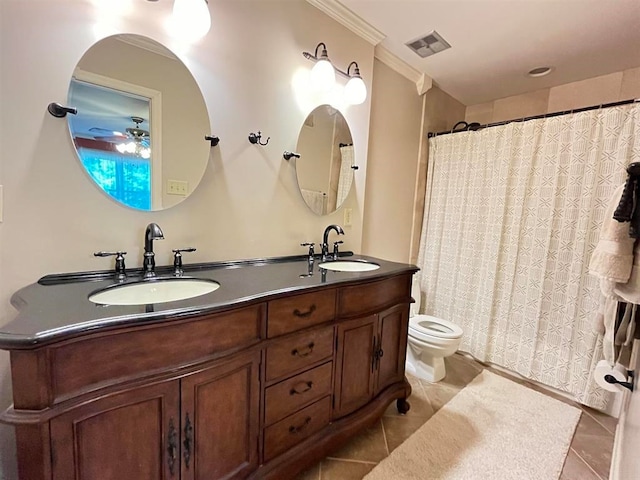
[320,0,640,105]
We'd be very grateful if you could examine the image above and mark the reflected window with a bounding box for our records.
[68,77,154,210]
[77,148,151,210]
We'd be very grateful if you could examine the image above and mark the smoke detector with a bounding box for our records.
[406,31,451,58]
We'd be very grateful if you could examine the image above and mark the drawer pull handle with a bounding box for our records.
[167,417,178,476]
[292,342,315,357]
[293,304,316,317]
[290,381,313,395]
[289,416,312,434]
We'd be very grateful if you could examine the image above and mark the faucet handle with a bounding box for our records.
[94,251,127,280]
[332,241,343,260]
[301,242,315,261]
[172,247,196,276]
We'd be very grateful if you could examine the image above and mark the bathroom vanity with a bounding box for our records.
[0,254,418,480]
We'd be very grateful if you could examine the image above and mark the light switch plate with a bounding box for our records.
[344,208,352,227]
[167,179,188,196]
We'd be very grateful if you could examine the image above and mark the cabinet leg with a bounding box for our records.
[396,398,410,415]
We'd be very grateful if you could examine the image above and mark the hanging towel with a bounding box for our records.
[589,183,639,368]
[301,189,327,215]
[589,184,635,286]
[336,145,355,207]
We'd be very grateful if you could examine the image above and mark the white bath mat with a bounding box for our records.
[364,370,581,480]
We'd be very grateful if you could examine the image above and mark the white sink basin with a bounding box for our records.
[318,260,380,272]
[89,278,220,306]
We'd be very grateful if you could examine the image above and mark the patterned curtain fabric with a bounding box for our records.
[417,103,640,408]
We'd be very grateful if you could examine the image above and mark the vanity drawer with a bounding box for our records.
[337,275,411,318]
[50,304,264,402]
[265,326,334,382]
[263,396,332,462]
[264,361,333,426]
[267,289,336,337]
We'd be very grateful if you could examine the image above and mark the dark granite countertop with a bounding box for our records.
[0,253,418,349]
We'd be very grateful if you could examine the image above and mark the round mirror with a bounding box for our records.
[295,105,355,215]
[67,34,211,210]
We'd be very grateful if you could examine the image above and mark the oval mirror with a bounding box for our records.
[67,34,211,210]
[295,105,355,215]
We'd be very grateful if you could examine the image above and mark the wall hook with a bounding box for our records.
[248,131,270,146]
[205,135,220,147]
[47,102,77,118]
[350,165,359,170]
[283,151,300,160]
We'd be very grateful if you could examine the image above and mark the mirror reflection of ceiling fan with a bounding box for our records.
[89,116,151,159]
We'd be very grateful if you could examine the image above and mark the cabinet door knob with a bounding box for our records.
[291,342,315,357]
[290,381,313,395]
[293,304,316,318]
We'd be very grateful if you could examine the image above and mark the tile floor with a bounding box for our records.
[295,353,617,480]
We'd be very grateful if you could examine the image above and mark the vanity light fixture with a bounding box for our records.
[169,0,211,41]
[305,43,335,92]
[344,62,366,105]
[302,43,367,105]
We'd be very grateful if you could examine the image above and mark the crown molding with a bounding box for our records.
[306,0,386,45]
[374,44,432,94]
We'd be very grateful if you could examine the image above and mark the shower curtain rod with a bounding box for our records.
[427,97,639,138]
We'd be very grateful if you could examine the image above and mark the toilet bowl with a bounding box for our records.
[406,283,463,383]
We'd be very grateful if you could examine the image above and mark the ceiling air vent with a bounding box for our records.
[406,30,451,58]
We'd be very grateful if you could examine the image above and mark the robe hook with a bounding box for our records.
[248,131,270,146]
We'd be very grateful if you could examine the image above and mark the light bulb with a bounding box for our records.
[171,0,211,42]
[344,76,367,105]
[310,59,335,92]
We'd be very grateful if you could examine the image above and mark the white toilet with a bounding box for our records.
[406,282,463,383]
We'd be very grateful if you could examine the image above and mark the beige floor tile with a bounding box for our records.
[420,381,460,412]
[442,355,483,388]
[381,414,429,453]
[327,420,388,462]
[560,449,602,480]
[294,461,321,480]
[320,459,376,480]
[582,406,618,435]
[570,412,614,479]
[384,384,435,420]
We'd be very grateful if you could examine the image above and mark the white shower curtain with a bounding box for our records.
[417,103,640,408]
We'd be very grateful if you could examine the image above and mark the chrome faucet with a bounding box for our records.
[321,224,344,261]
[143,223,164,278]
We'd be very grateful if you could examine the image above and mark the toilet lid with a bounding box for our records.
[409,315,463,340]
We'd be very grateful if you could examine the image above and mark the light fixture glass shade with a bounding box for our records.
[344,76,367,105]
[310,59,335,92]
[171,0,211,41]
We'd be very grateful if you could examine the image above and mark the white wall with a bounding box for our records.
[0,1,375,476]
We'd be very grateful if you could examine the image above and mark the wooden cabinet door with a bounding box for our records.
[333,315,377,419]
[375,304,409,394]
[180,350,260,480]
[51,380,180,480]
